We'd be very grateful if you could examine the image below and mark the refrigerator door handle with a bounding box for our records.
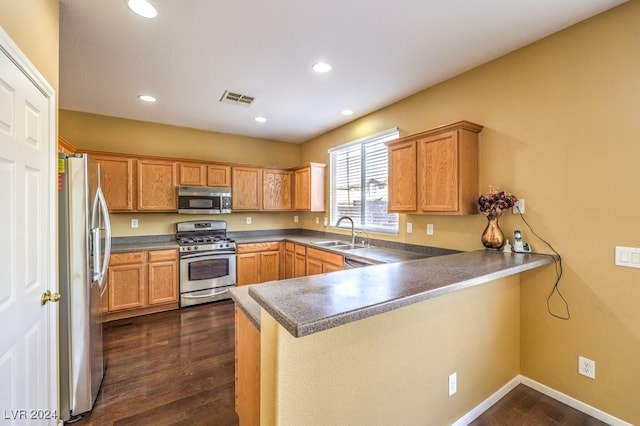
[91,187,112,293]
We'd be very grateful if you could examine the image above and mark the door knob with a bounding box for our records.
[41,290,61,305]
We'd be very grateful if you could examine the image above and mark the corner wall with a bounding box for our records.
[300,2,640,423]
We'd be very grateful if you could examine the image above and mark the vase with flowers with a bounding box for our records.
[477,185,518,250]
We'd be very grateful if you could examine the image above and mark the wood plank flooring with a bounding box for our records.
[71,300,607,425]
[72,300,238,426]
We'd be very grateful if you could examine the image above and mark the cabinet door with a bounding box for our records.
[147,249,178,305]
[232,167,262,211]
[294,244,306,278]
[259,251,280,283]
[179,162,207,186]
[94,155,135,211]
[137,159,177,211]
[207,164,231,187]
[305,257,323,276]
[284,249,295,279]
[293,164,325,212]
[263,169,292,210]
[108,263,146,311]
[387,140,416,212]
[324,262,344,273]
[417,131,459,212]
[237,253,260,285]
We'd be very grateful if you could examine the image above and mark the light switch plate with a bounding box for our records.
[131,219,138,228]
[406,223,413,233]
[615,246,640,268]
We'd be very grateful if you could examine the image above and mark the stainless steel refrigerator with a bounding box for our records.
[58,153,112,421]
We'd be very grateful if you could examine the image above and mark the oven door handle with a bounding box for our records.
[179,250,236,260]
[182,288,230,299]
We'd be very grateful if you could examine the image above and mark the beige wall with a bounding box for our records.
[300,2,640,422]
[261,275,521,425]
[0,0,59,93]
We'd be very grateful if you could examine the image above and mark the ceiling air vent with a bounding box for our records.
[219,90,255,107]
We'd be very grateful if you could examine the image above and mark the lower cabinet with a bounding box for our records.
[305,247,344,275]
[236,242,282,285]
[284,242,307,279]
[104,249,178,321]
[235,306,260,426]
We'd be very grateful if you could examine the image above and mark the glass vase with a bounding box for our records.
[481,214,505,250]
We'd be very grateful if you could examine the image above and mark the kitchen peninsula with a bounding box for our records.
[231,249,556,425]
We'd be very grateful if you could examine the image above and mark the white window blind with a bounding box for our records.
[329,128,399,233]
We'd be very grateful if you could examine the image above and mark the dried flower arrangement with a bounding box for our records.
[477,185,518,217]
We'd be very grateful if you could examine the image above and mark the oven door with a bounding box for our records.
[179,251,236,294]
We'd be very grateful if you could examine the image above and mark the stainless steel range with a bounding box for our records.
[176,220,236,307]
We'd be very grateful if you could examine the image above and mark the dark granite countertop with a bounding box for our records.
[248,250,555,338]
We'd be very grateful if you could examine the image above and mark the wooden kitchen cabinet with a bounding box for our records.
[387,140,417,212]
[104,249,179,321]
[284,242,306,278]
[94,154,135,211]
[263,169,292,210]
[137,159,178,211]
[147,249,179,305]
[235,305,260,426]
[387,121,482,215]
[232,167,262,211]
[207,164,231,187]
[236,242,282,285]
[178,161,207,186]
[305,247,344,275]
[292,163,326,212]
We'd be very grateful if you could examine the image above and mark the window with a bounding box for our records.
[329,128,399,233]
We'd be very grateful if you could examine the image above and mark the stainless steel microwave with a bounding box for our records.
[178,186,232,214]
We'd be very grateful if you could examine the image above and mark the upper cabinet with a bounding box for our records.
[207,164,231,187]
[263,169,292,210]
[178,162,207,186]
[232,166,262,211]
[94,154,135,211]
[179,162,231,187]
[137,159,178,211]
[58,136,75,154]
[293,163,326,212]
[387,121,483,215]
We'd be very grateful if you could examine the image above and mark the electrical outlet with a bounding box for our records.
[131,219,138,229]
[578,356,595,379]
[448,372,457,396]
[315,217,319,224]
[512,199,525,214]
[294,215,299,223]
[323,217,328,226]
[246,216,252,225]
[427,224,434,235]
[406,222,413,233]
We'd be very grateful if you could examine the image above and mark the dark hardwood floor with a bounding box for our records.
[72,300,238,426]
[71,300,607,426]
[470,384,608,425]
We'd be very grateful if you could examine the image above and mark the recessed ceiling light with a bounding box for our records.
[126,0,157,18]
[255,116,267,123]
[312,62,332,73]
[138,94,156,102]
[341,109,354,116]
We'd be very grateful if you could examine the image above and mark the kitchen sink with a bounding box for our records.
[312,240,370,250]
[312,240,352,248]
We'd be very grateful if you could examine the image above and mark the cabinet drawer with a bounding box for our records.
[110,251,145,265]
[237,242,281,254]
[285,242,295,251]
[148,248,178,262]
[295,244,306,255]
[306,247,343,267]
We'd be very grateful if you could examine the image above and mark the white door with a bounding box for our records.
[0,29,58,425]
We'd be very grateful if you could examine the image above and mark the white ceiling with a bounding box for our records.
[59,0,625,144]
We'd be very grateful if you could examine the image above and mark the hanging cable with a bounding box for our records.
[515,206,570,320]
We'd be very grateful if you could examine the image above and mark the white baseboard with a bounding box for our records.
[452,375,632,426]
[520,376,632,426]
[451,377,521,426]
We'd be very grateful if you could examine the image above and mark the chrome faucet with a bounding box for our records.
[335,216,356,246]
